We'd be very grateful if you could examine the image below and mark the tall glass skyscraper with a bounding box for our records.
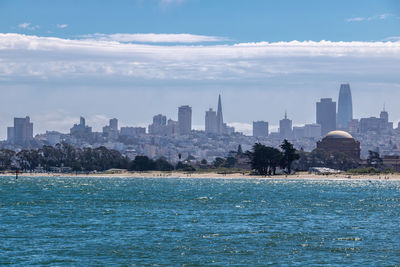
[337,84,353,129]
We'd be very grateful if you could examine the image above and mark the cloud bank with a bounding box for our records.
[80,33,229,43]
[0,33,399,84]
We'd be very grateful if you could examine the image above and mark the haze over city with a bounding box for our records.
[0,0,400,138]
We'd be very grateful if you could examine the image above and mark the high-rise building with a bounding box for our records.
[205,108,217,134]
[149,114,167,135]
[253,121,269,137]
[178,105,192,135]
[7,116,33,145]
[109,118,118,131]
[279,112,292,139]
[166,119,179,136]
[304,124,321,138]
[360,107,393,134]
[153,114,167,126]
[216,94,224,134]
[70,116,92,139]
[317,98,336,136]
[103,118,119,140]
[292,126,305,139]
[337,84,353,129]
[380,107,389,123]
[292,124,321,139]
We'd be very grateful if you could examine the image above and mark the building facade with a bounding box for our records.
[317,98,336,136]
[7,116,33,145]
[178,105,192,135]
[253,121,269,137]
[317,130,361,159]
[337,84,353,130]
[205,108,217,134]
[216,95,224,135]
[279,113,292,139]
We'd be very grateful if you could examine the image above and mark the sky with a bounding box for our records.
[0,0,399,137]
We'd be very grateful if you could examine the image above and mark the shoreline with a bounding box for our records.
[0,171,398,180]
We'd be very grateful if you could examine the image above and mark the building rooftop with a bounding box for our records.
[325,130,353,139]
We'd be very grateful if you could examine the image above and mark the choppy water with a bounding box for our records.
[1,176,400,266]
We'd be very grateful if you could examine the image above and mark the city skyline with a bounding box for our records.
[2,85,397,140]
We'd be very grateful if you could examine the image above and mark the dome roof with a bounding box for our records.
[325,130,353,139]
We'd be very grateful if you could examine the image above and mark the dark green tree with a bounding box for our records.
[155,157,174,171]
[175,161,196,171]
[247,143,283,175]
[0,149,16,170]
[224,156,236,168]
[237,144,243,155]
[129,155,155,171]
[213,157,226,168]
[280,139,300,174]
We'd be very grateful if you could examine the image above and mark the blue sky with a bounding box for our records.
[0,0,399,136]
[1,0,399,42]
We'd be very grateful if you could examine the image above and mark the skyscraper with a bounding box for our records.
[337,84,353,129]
[279,112,292,139]
[109,118,118,131]
[380,106,388,123]
[205,108,217,134]
[70,116,92,139]
[148,114,167,135]
[317,98,336,136]
[253,121,269,137]
[7,116,33,145]
[178,105,192,135]
[216,94,224,134]
[103,118,119,140]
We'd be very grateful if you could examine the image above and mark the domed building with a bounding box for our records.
[316,130,361,159]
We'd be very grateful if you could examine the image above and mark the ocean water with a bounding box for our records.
[1,177,400,266]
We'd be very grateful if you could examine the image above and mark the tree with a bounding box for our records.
[247,143,283,175]
[175,161,195,171]
[237,144,243,155]
[280,139,300,174]
[0,149,16,170]
[155,157,174,171]
[225,156,236,168]
[200,158,208,165]
[213,157,226,168]
[129,156,155,171]
[16,149,41,171]
[295,148,359,171]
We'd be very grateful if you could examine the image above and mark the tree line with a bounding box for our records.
[0,140,303,174]
[0,143,202,172]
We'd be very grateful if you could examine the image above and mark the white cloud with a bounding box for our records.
[0,33,399,83]
[18,22,39,30]
[346,13,394,22]
[383,36,400,42]
[56,24,68,29]
[80,33,229,43]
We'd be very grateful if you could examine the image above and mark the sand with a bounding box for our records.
[0,171,398,180]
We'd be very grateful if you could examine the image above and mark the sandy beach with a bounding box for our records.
[1,171,399,180]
